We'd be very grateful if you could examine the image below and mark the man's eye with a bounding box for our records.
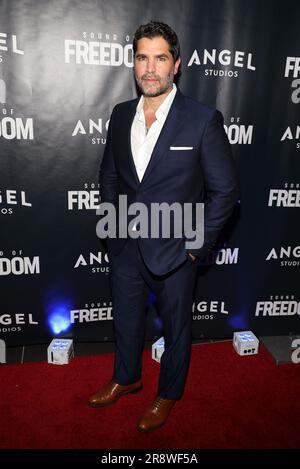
[158,57,166,61]
[137,56,146,61]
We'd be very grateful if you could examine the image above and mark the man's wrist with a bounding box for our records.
[188,252,197,261]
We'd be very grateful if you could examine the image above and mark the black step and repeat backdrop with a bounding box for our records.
[0,0,299,346]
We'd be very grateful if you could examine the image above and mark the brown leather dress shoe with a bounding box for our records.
[137,396,176,432]
[88,379,142,407]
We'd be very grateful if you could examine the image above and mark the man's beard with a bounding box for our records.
[135,72,174,97]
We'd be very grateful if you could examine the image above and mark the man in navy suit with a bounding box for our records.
[89,21,239,432]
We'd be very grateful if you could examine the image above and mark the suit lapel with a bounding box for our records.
[139,90,186,186]
[122,98,140,187]
[123,90,186,188]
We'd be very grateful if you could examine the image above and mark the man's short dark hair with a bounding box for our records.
[133,21,180,63]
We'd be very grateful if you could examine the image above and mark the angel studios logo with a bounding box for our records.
[74,250,110,274]
[71,116,110,145]
[187,47,256,78]
[280,125,300,149]
[0,32,24,63]
[266,245,300,267]
[0,189,32,216]
[64,31,133,67]
[192,299,229,321]
[0,311,38,334]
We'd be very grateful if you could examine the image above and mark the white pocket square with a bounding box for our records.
[170,146,194,150]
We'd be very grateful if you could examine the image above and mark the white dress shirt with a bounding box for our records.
[130,83,177,182]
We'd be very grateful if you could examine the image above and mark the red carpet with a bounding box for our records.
[0,341,299,449]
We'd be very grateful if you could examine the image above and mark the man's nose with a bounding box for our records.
[146,58,156,73]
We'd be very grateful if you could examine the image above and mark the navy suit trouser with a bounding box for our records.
[109,237,198,400]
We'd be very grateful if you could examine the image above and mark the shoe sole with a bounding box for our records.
[88,385,143,408]
[137,421,165,433]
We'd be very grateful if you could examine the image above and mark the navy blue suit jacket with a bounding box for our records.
[99,89,239,275]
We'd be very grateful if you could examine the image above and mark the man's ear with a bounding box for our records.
[174,57,181,75]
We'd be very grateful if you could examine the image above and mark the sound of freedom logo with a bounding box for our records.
[224,117,253,145]
[291,338,300,364]
[1,82,34,140]
[68,187,101,210]
[0,253,40,276]
[70,301,113,323]
[0,114,34,140]
[65,32,133,67]
[268,183,300,207]
[255,295,299,317]
[284,57,300,103]
[199,245,239,265]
